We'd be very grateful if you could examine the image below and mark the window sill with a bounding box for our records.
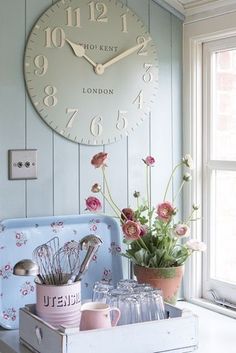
[186,297,236,319]
[177,300,236,353]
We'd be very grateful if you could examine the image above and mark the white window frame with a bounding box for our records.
[183,11,236,319]
[202,37,236,307]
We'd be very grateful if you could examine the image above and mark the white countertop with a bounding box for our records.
[0,302,235,353]
[177,301,236,353]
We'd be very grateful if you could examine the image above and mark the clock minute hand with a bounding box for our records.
[102,37,152,69]
[66,39,97,68]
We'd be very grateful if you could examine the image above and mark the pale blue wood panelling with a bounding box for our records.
[0,0,182,224]
[171,15,183,219]
[104,139,128,216]
[0,0,26,219]
[54,137,80,215]
[104,0,128,216]
[150,2,173,204]
[25,0,54,217]
[52,0,80,216]
[127,0,150,209]
[79,145,103,214]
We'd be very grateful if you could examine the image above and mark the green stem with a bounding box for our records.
[137,236,150,252]
[146,165,150,210]
[99,190,124,222]
[185,209,196,224]
[136,196,140,209]
[102,166,127,221]
[146,165,152,229]
[173,180,185,203]
[163,162,183,202]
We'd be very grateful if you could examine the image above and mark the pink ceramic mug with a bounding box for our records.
[35,280,81,328]
[80,302,120,331]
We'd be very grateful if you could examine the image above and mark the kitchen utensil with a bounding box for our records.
[73,235,102,282]
[54,240,80,284]
[33,244,57,285]
[13,259,43,283]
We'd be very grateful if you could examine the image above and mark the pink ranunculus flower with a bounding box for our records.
[122,221,141,241]
[85,196,102,212]
[140,224,148,237]
[121,208,134,221]
[174,224,190,238]
[156,201,175,223]
[143,156,156,166]
[186,239,206,252]
[91,152,108,168]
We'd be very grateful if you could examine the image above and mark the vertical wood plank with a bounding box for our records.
[0,0,26,219]
[25,0,54,217]
[52,0,79,217]
[79,146,103,214]
[127,0,150,209]
[104,0,128,216]
[171,15,183,219]
[54,136,79,215]
[149,1,173,204]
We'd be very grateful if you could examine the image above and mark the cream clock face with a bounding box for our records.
[24,0,158,145]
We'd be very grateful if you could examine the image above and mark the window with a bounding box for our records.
[202,37,236,305]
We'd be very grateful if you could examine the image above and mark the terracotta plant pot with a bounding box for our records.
[133,264,184,305]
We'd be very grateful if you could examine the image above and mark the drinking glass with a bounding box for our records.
[106,289,142,325]
[116,279,137,291]
[92,281,113,303]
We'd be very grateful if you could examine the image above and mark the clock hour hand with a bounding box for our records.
[66,39,97,68]
[102,37,152,70]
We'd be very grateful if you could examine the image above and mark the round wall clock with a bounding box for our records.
[24,0,158,145]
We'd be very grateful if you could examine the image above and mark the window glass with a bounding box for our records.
[213,49,236,160]
[211,170,236,284]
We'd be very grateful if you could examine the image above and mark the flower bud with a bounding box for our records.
[91,183,101,193]
[182,154,194,170]
[183,173,192,182]
[192,203,199,210]
[143,156,156,166]
[133,191,140,198]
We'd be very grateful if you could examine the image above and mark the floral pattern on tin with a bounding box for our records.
[89,218,101,232]
[101,268,112,283]
[15,232,27,247]
[0,263,12,279]
[51,221,64,233]
[2,308,16,321]
[20,281,35,297]
[109,241,121,255]
[92,253,98,262]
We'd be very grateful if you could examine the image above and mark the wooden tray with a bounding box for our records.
[19,304,198,353]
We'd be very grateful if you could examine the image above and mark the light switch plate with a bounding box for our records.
[8,149,38,180]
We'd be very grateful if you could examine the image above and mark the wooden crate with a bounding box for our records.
[19,304,198,353]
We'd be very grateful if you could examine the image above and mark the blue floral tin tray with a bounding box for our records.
[0,214,124,329]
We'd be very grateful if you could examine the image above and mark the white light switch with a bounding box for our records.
[8,149,38,180]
